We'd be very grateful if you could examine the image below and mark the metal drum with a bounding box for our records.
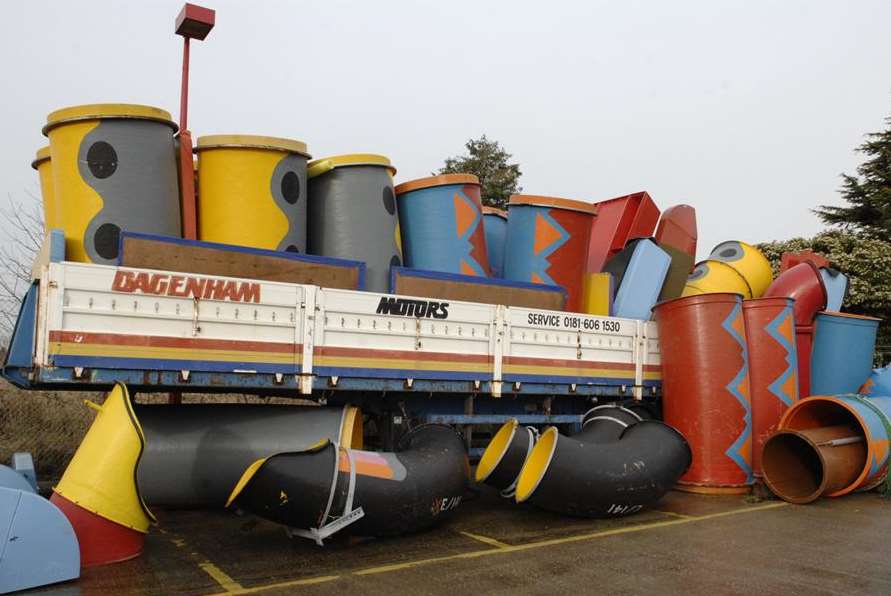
[742,297,799,478]
[395,174,491,277]
[307,154,399,293]
[811,312,880,395]
[42,104,182,264]
[482,206,508,278]
[196,135,310,253]
[504,194,596,312]
[654,293,753,492]
[31,146,59,232]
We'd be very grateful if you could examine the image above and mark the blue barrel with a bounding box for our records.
[482,207,507,278]
[395,174,490,276]
[811,312,880,395]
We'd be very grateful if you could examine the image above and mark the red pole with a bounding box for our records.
[180,37,190,132]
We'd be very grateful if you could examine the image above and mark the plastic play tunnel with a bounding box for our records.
[42,104,182,265]
[307,153,400,292]
[227,425,468,542]
[52,383,154,566]
[396,174,491,277]
[197,135,311,253]
[136,403,363,507]
[504,194,597,312]
[655,293,753,492]
[513,415,690,517]
[762,395,891,503]
[32,146,59,231]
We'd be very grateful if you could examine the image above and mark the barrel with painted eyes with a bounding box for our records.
[196,135,311,253]
[43,104,182,264]
[682,259,752,299]
[709,240,773,298]
[31,146,59,232]
[307,154,400,293]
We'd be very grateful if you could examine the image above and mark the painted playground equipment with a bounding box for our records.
[308,154,400,292]
[2,2,888,592]
[196,134,311,253]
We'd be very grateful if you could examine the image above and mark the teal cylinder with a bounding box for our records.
[810,312,880,395]
[482,207,507,278]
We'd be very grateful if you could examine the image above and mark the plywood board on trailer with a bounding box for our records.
[119,232,366,290]
[390,267,566,311]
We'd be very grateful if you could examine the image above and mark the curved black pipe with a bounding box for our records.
[226,424,468,541]
[137,404,362,507]
[515,420,692,517]
[476,404,648,496]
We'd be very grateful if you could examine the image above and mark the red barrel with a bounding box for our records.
[654,293,753,492]
[742,298,799,478]
[763,262,826,396]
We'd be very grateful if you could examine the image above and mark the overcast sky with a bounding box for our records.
[2,0,890,259]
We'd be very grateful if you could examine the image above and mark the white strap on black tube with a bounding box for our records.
[500,426,539,498]
[288,446,365,546]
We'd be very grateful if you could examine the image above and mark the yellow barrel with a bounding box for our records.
[682,259,753,299]
[43,104,182,264]
[196,135,311,252]
[55,384,154,533]
[709,241,773,298]
[31,146,59,231]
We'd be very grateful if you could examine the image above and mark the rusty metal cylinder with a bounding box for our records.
[772,395,891,497]
[742,297,799,478]
[761,425,865,504]
[654,293,753,492]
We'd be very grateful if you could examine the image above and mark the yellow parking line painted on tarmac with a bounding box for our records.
[199,561,245,592]
[459,531,511,549]
[652,510,694,519]
[205,502,787,595]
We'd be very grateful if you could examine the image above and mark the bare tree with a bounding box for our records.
[1,191,44,341]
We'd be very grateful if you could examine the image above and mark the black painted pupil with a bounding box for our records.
[87,141,117,179]
[285,245,300,253]
[382,186,396,215]
[94,223,121,260]
[720,248,738,258]
[281,171,300,204]
[390,255,402,268]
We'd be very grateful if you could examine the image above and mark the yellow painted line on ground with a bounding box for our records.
[652,509,694,519]
[205,502,787,595]
[459,531,511,549]
[199,561,245,593]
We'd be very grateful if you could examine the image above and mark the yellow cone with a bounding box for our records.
[54,383,154,532]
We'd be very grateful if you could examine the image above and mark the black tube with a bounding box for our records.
[226,424,468,541]
[136,404,362,507]
[474,419,537,495]
[515,420,692,517]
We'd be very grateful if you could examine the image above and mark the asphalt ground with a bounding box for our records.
[33,488,891,596]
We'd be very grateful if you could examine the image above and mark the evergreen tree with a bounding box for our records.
[439,135,522,209]
[815,115,891,241]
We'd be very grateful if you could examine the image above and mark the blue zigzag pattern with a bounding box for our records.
[721,301,753,482]
[764,304,798,407]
